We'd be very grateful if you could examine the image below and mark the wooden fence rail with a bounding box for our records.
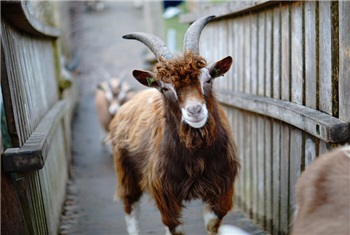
[182,1,350,234]
[1,1,74,234]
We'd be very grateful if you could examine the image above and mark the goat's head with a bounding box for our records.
[98,79,130,116]
[123,15,232,129]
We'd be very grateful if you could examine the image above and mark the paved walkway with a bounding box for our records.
[59,2,265,235]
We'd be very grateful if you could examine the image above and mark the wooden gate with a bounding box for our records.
[182,1,350,234]
[1,1,74,234]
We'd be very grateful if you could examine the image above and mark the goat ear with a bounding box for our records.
[209,56,233,79]
[132,70,159,88]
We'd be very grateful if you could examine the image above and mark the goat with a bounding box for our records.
[109,15,239,235]
[95,78,136,131]
[291,145,350,235]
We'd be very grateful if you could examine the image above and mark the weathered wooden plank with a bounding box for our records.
[217,91,349,144]
[238,110,245,208]
[289,1,304,224]
[40,125,68,234]
[264,117,272,232]
[180,1,278,23]
[280,123,290,235]
[219,20,227,63]
[257,10,265,227]
[304,1,318,166]
[210,22,218,62]
[0,167,28,234]
[1,2,70,235]
[243,111,251,214]
[319,141,331,155]
[304,1,317,110]
[318,1,332,115]
[280,5,291,231]
[272,120,281,234]
[250,12,258,222]
[257,115,265,227]
[27,174,40,234]
[272,5,281,99]
[226,20,234,91]
[226,19,234,101]
[289,127,302,224]
[265,10,272,98]
[281,2,291,102]
[258,12,266,97]
[271,5,281,234]
[291,1,303,105]
[264,9,273,233]
[251,113,258,222]
[234,20,240,92]
[251,14,258,95]
[200,25,209,60]
[194,3,349,235]
[2,101,68,172]
[244,14,251,94]
[232,108,241,207]
[2,1,59,38]
[1,19,59,145]
[206,24,213,59]
[330,1,339,119]
[318,1,335,152]
[238,17,244,93]
[339,1,350,123]
[305,134,316,167]
[217,21,227,89]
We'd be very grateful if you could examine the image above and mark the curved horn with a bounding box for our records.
[183,15,215,54]
[122,32,173,60]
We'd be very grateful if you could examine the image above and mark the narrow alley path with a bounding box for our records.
[59,2,265,235]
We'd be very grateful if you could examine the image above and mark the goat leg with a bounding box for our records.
[153,193,184,235]
[203,187,234,235]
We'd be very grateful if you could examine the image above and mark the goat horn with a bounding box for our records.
[183,15,215,55]
[123,32,173,60]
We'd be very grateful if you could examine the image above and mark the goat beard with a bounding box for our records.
[179,115,217,149]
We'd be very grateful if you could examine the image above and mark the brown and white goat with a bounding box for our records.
[95,78,136,131]
[291,145,350,235]
[109,15,239,235]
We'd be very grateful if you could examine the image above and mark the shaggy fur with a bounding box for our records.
[156,52,207,85]
[291,146,350,235]
[110,43,239,235]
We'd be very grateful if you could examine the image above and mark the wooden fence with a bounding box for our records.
[182,1,350,234]
[1,1,75,234]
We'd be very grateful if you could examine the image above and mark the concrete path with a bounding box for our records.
[59,2,265,235]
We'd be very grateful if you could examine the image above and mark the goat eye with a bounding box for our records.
[161,87,169,92]
[206,79,212,84]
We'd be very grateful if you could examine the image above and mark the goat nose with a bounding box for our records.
[187,104,203,115]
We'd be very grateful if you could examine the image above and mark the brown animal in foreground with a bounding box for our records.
[291,145,350,235]
[109,15,239,235]
[95,78,136,131]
